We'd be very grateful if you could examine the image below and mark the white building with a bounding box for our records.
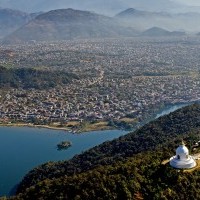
[170,141,196,169]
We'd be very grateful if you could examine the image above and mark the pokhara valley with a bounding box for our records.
[1,0,200,199]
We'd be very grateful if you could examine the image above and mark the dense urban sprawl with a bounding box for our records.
[1,37,200,131]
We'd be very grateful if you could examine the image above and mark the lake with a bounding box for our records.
[0,128,127,196]
[0,102,189,196]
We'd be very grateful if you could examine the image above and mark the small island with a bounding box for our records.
[57,141,72,150]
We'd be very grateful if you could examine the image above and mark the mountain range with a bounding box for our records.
[0,5,200,43]
[2,7,200,43]
[115,8,200,32]
[0,0,200,15]
[3,8,137,44]
[141,27,185,37]
[0,8,34,39]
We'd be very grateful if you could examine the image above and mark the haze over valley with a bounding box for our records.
[1,0,200,41]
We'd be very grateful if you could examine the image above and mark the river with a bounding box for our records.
[0,103,189,196]
[155,103,190,119]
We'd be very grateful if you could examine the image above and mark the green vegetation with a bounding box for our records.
[7,104,200,199]
[108,119,135,130]
[11,150,200,200]
[78,121,113,132]
[57,141,72,151]
[0,66,79,89]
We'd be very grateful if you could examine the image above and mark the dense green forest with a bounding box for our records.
[11,149,200,200]
[0,66,78,89]
[7,104,200,199]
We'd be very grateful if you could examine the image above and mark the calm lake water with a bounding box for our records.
[0,103,189,196]
[0,128,127,196]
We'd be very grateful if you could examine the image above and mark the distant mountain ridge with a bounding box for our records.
[0,8,30,38]
[141,27,186,37]
[2,7,200,43]
[115,8,200,32]
[3,8,138,44]
[0,0,198,15]
[116,8,170,18]
[0,7,42,39]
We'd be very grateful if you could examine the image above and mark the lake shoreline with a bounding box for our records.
[0,123,72,131]
[0,102,192,134]
[0,122,115,133]
[0,102,195,197]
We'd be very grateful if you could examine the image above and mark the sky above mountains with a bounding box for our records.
[0,0,200,15]
[173,0,200,6]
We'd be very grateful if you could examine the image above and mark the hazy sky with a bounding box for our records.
[173,0,200,6]
[0,0,200,14]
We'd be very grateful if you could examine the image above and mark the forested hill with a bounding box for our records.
[0,66,78,89]
[13,103,200,199]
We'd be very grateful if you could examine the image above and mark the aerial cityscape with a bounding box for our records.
[1,38,200,132]
[1,0,200,199]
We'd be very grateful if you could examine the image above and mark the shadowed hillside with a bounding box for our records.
[0,66,79,89]
[0,8,33,38]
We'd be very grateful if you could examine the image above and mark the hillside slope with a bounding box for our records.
[0,8,32,38]
[3,8,137,44]
[115,8,200,32]
[141,27,185,37]
[0,66,79,89]
[12,150,200,200]
[15,103,200,198]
